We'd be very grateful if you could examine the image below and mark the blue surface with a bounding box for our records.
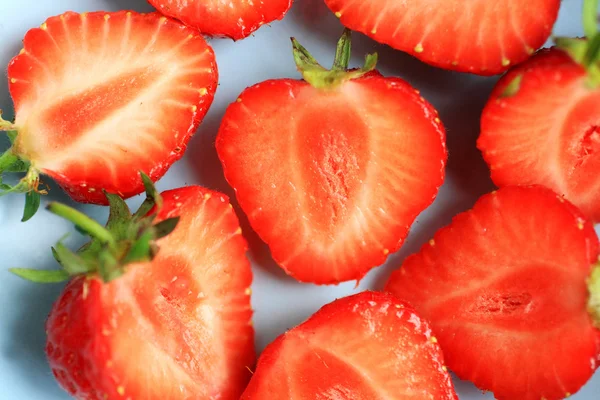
[0,0,599,399]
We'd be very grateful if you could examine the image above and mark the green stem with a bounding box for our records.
[589,263,600,328]
[47,202,116,249]
[584,0,599,39]
[0,148,18,172]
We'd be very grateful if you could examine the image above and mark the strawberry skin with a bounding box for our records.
[45,186,254,400]
[148,0,293,40]
[7,11,218,204]
[216,75,446,284]
[479,48,600,220]
[385,186,600,400]
[324,0,560,75]
[242,291,458,399]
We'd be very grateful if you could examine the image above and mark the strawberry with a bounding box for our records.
[323,0,561,75]
[479,32,600,219]
[11,176,254,400]
[0,11,218,220]
[148,0,293,40]
[385,186,600,400]
[241,291,458,399]
[216,30,446,284]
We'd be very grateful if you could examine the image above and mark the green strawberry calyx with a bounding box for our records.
[0,118,45,222]
[555,0,600,87]
[10,172,179,284]
[291,28,378,89]
[589,262,600,328]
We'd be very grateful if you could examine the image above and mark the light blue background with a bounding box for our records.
[0,0,598,399]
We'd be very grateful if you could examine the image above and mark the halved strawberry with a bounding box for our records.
[385,186,600,400]
[479,46,600,220]
[216,30,446,284]
[324,0,560,75]
[242,291,458,399]
[12,182,254,399]
[1,11,217,216]
[148,0,293,40]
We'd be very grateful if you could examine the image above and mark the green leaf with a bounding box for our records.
[133,198,155,220]
[153,217,180,239]
[104,192,132,241]
[76,239,101,257]
[123,231,154,264]
[362,53,378,72]
[555,37,588,64]
[133,172,162,220]
[500,74,524,98]
[332,29,352,71]
[105,192,131,225]
[10,268,70,283]
[5,160,29,173]
[291,37,325,72]
[584,32,600,66]
[291,32,377,89]
[54,242,93,275]
[98,250,121,282]
[22,191,41,222]
[74,225,90,236]
[51,246,63,266]
[583,0,599,39]
[141,172,162,209]
[7,130,18,144]
[0,148,19,173]
[47,202,116,247]
[0,177,10,191]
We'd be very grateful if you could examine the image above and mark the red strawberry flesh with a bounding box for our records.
[324,0,560,75]
[216,76,446,284]
[46,186,254,400]
[385,186,600,400]
[479,48,600,220]
[7,11,218,203]
[241,291,458,399]
[148,0,293,40]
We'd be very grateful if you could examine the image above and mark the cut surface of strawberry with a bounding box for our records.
[2,11,217,206]
[41,186,254,400]
[385,186,600,400]
[324,0,560,75]
[241,291,458,399]
[216,30,446,284]
[148,0,293,40]
[479,47,600,220]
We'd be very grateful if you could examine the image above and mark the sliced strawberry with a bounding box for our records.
[148,0,293,40]
[216,31,446,284]
[479,47,600,220]
[242,291,457,399]
[4,11,217,204]
[324,0,560,75]
[385,186,600,400]
[42,186,254,400]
